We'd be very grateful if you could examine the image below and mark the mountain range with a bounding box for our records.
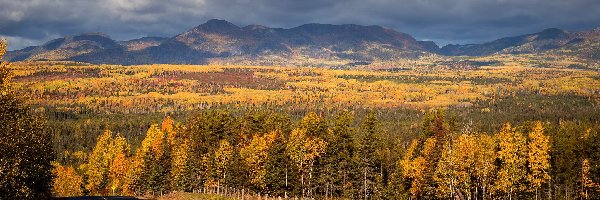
[5,19,600,65]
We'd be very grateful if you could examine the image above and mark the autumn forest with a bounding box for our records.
[4,3,600,197]
[1,32,599,200]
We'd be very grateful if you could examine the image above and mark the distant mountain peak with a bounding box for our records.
[38,32,117,50]
[541,28,564,32]
[294,23,382,30]
[5,31,122,62]
[196,19,240,32]
[535,28,569,40]
[205,19,233,24]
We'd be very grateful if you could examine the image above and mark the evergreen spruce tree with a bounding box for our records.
[265,134,297,197]
[356,111,380,200]
[316,110,357,198]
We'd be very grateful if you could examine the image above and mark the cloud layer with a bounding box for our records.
[1,0,599,50]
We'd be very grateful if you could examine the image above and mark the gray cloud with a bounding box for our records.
[1,0,599,50]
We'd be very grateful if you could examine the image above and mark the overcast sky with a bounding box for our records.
[1,0,599,50]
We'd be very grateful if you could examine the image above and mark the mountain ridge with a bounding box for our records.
[5,19,599,65]
[439,28,597,56]
[6,19,435,64]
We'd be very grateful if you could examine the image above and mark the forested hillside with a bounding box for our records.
[51,109,600,199]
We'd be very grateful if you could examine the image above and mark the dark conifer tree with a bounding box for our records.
[356,111,381,199]
[0,40,55,199]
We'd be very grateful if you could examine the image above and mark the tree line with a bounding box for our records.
[52,109,600,199]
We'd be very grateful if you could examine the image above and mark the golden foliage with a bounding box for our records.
[85,130,131,195]
[400,139,419,178]
[400,137,437,198]
[434,134,476,199]
[527,122,551,191]
[162,116,174,133]
[473,134,497,198]
[52,164,83,197]
[240,131,278,190]
[214,139,233,183]
[84,130,113,194]
[495,123,527,196]
[123,124,164,195]
[581,159,600,198]
[171,137,192,191]
[287,128,327,172]
[408,157,427,198]
[0,40,5,58]
[109,152,129,194]
[11,60,600,114]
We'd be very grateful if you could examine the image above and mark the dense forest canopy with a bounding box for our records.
[50,109,600,199]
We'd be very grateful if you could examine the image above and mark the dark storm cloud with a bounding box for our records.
[1,0,599,50]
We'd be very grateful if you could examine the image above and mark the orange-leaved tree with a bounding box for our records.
[52,163,83,197]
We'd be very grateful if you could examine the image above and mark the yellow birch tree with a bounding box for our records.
[495,123,527,199]
[85,130,114,194]
[527,121,551,199]
[214,139,233,192]
[286,127,327,197]
[52,164,83,197]
[171,137,193,191]
[474,134,497,199]
[240,131,278,190]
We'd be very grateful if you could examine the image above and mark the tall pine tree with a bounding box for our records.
[356,111,381,200]
[317,110,357,198]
